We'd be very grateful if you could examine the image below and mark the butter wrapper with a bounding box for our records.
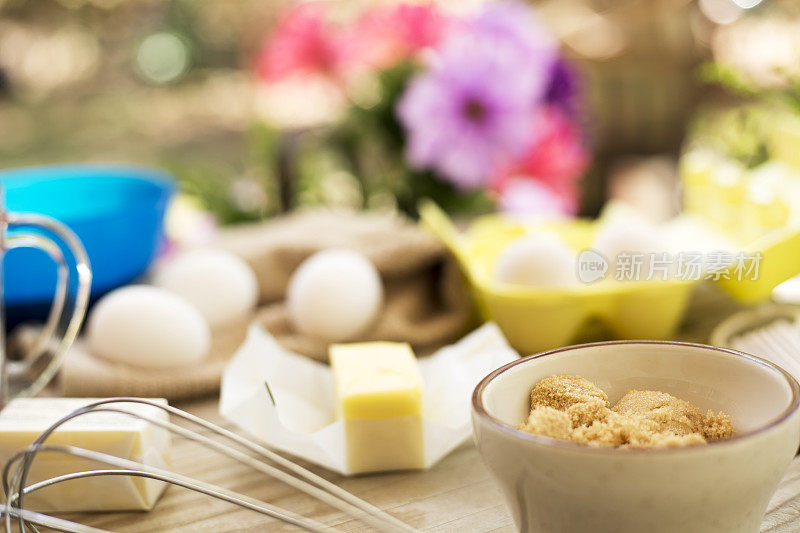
[219,323,518,475]
[0,398,171,512]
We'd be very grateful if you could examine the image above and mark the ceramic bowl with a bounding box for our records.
[472,341,800,533]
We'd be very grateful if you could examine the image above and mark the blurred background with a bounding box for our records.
[1,0,799,223]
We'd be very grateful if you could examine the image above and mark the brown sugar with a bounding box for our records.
[528,375,608,411]
[703,410,734,440]
[565,398,610,428]
[517,375,734,448]
[521,406,573,440]
[614,390,705,436]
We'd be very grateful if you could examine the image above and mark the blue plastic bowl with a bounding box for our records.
[1,165,175,312]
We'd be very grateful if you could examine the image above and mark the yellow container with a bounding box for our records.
[770,114,800,172]
[682,154,800,303]
[419,197,800,355]
[715,225,800,303]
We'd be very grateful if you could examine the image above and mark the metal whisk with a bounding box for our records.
[0,399,420,533]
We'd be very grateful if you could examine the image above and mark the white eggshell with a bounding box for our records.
[495,234,577,287]
[287,249,383,342]
[88,285,211,369]
[154,249,258,327]
[593,221,664,272]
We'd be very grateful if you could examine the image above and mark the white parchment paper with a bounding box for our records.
[219,322,518,475]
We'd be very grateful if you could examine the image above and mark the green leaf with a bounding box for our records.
[264,382,276,406]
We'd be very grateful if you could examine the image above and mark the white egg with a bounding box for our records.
[495,234,577,287]
[287,249,383,342]
[88,285,211,369]
[154,249,258,327]
[593,220,664,274]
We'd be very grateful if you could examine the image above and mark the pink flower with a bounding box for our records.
[493,106,589,213]
[256,3,352,82]
[496,178,576,216]
[353,3,449,69]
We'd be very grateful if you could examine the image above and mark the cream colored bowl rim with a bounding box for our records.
[472,340,800,455]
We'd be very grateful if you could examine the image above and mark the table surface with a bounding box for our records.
[62,285,800,532]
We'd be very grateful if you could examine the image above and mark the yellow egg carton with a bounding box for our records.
[419,166,800,354]
[681,151,800,302]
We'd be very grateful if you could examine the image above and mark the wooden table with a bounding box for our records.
[70,400,514,532]
[64,286,800,532]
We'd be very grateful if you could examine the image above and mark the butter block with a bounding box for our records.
[0,398,171,512]
[330,342,424,473]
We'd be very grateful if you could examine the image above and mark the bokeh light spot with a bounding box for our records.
[136,32,190,84]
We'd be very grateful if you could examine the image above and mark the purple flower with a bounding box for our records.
[472,1,556,97]
[545,58,580,118]
[396,2,557,189]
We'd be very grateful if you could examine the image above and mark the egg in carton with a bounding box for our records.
[420,197,800,355]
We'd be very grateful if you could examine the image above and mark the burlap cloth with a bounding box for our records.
[58,209,471,401]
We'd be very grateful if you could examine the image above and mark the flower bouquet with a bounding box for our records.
[256,1,590,217]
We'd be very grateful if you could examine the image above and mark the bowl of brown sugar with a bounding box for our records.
[471,341,800,533]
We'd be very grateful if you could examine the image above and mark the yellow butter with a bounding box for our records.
[0,398,171,512]
[330,342,425,473]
